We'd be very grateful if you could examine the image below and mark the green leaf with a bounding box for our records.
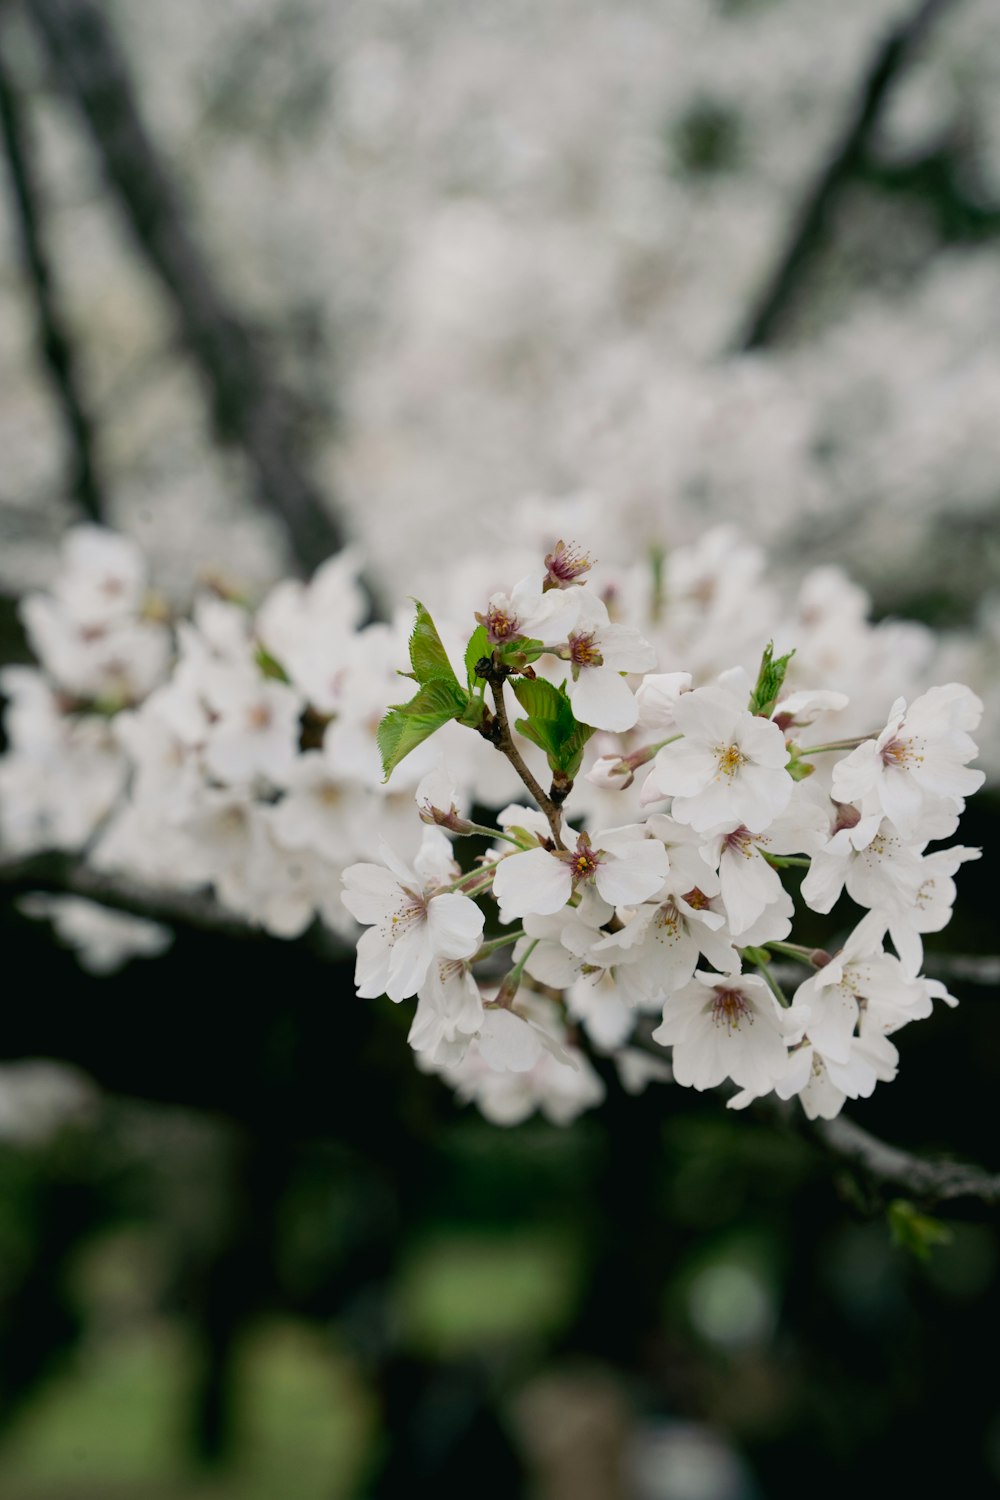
[749,640,795,717]
[497,637,545,670]
[511,675,565,723]
[557,720,594,780]
[458,696,488,730]
[887,1199,954,1261]
[408,600,460,688]
[511,677,594,778]
[377,678,469,781]
[464,625,491,692]
[255,644,290,683]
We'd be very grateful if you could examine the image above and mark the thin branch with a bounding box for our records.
[0,849,267,941]
[739,0,962,350]
[23,0,346,578]
[0,13,105,522]
[808,1112,1000,1211]
[489,677,566,850]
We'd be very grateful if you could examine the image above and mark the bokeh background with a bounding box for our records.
[0,0,999,1495]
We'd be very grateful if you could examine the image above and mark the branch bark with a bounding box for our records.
[0,12,105,522]
[809,1112,1000,1212]
[23,0,346,577]
[4,850,1000,1212]
[0,849,265,940]
[739,0,962,350]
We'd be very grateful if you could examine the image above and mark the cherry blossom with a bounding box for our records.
[342,832,485,1001]
[653,970,804,1093]
[640,682,793,831]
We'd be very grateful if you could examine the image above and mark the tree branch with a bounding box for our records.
[0,849,264,940]
[0,12,105,522]
[23,0,347,577]
[808,1111,1000,1212]
[5,852,1000,1213]
[489,677,566,850]
[739,0,962,350]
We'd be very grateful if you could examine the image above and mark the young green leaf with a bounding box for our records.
[377,677,469,781]
[408,600,461,688]
[511,677,594,777]
[749,640,795,717]
[887,1199,954,1261]
[255,643,290,683]
[497,637,545,671]
[464,625,490,692]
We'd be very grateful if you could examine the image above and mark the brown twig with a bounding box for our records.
[0,12,105,522]
[489,677,566,850]
[739,0,962,350]
[808,1112,1000,1213]
[24,0,347,578]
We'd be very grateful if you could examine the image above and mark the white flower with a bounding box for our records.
[640,683,792,832]
[700,802,827,937]
[492,825,668,921]
[560,591,657,731]
[729,1033,898,1120]
[791,915,928,1063]
[49,526,149,625]
[801,814,925,916]
[203,674,304,786]
[875,845,981,974]
[478,574,581,647]
[653,969,802,1094]
[408,959,484,1067]
[269,751,368,864]
[342,832,484,1001]
[19,894,171,975]
[634,672,693,731]
[831,684,984,836]
[430,996,604,1126]
[255,549,367,711]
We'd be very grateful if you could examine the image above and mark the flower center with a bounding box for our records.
[570,841,601,883]
[711,987,752,1031]
[715,742,746,778]
[568,631,604,669]
[544,539,594,588]
[881,735,923,769]
[385,890,426,940]
[681,886,711,911]
[484,604,520,642]
[724,826,757,858]
[247,702,273,731]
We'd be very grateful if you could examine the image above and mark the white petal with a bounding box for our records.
[477,1009,544,1072]
[492,847,572,919]
[426,891,485,959]
[569,667,639,732]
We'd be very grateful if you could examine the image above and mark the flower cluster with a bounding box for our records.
[0,527,984,1129]
[340,547,984,1127]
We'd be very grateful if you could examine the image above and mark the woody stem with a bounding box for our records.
[489,678,566,850]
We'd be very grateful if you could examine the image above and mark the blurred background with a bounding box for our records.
[0,0,999,1494]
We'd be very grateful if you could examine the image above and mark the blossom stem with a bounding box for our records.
[763,854,812,870]
[440,866,497,898]
[767,940,821,967]
[493,938,540,1008]
[467,822,522,846]
[749,953,790,1008]
[473,930,525,961]
[796,736,873,755]
[489,678,566,850]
